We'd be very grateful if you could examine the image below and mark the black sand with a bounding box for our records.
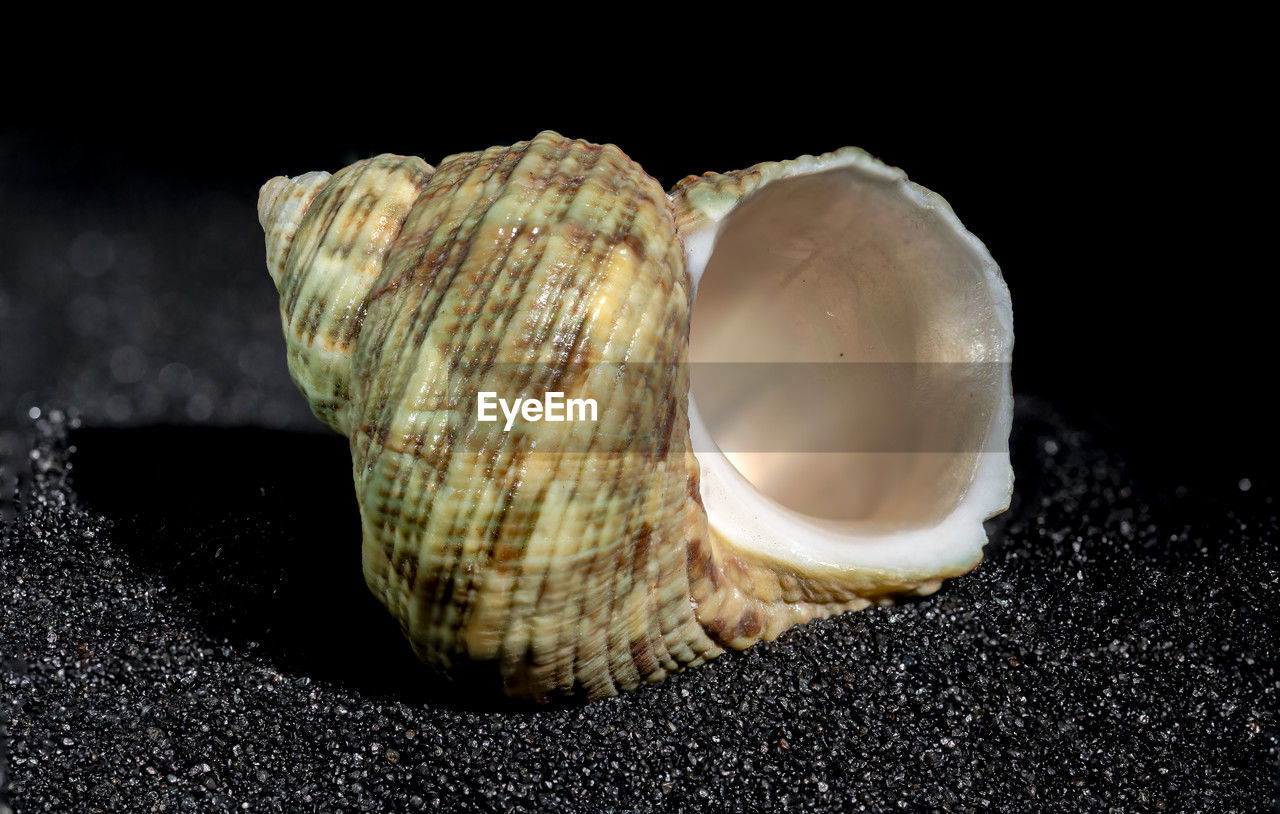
[1,399,1276,812]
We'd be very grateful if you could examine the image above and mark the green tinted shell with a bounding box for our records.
[258,131,1013,701]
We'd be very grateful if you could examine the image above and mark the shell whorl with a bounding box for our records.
[266,133,734,700]
[260,157,432,434]
[262,132,976,701]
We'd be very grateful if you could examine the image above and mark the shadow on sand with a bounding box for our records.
[69,424,535,712]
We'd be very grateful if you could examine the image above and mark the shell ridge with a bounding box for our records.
[350,159,475,611]
[279,159,390,432]
[560,150,669,698]
[598,165,712,692]
[349,158,475,451]
[262,171,330,287]
[417,139,588,669]
[356,152,500,648]
[347,156,438,342]
[446,140,598,674]
[280,159,374,327]
[491,142,658,697]
[368,148,512,553]
[466,140,609,697]
[519,143,630,698]
[410,145,541,649]
[392,137,592,684]
[601,200,691,687]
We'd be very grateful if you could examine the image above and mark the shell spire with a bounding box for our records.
[260,156,434,434]
[258,171,329,285]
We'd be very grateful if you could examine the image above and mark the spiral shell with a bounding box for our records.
[258,131,1013,701]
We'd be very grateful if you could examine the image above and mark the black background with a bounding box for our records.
[2,37,1276,812]
[2,47,1269,490]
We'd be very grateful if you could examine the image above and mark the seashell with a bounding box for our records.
[257,131,1013,702]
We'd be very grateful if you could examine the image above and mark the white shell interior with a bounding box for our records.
[682,153,1013,574]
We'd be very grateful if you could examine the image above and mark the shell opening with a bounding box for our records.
[685,159,1013,570]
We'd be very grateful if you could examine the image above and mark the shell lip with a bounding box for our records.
[678,148,1015,580]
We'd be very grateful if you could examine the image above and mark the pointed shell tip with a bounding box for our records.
[258,176,289,230]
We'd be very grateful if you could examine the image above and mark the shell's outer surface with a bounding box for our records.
[260,132,1004,701]
[264,132,729,700]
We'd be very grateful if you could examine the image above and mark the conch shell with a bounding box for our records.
[257,131,1013,702]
